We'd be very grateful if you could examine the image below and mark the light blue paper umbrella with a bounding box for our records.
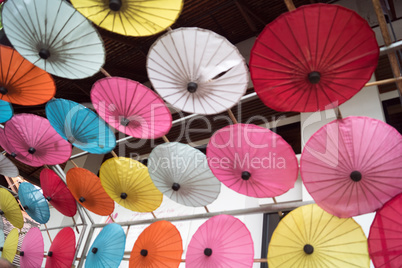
[0,219,4,248]
[86,223,125,268]
[46,98,116,154]
[18,182,50,224]
[0,100,13,123]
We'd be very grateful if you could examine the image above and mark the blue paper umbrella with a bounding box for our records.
[18,182,50,224]
[0,100,13,123]
[86,223,126,268]
[46,98,116,154]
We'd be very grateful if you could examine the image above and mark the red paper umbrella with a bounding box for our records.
[40,169,77,217]
[4,114,72,167]
[369,193,402,267]
[91,77,172,139]
[301,116,402,218]
[19,227,44,268]
[249,4,379,112]
[206,123,298,198]
[45,227,76,268]
[66,167,115,216]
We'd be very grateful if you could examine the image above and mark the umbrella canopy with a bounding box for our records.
[206,123,298,198]
[0,100,13,123]
[0,188,24,229]
[19,227,44,268]
[268,204,369,267]
[1,228,18,263]
[0,154,18,178]
[46,98,116,154]
[148,142,221,207]
[40,169,77,217]
[91,77,172,139]
[129,220,183,268]
[4,114,72,167]
[301,116,402,218]
[368,193,402,267]
[2,0,105,79]
[67,167,115,216]
[147,27,248,115]
[18,182,50,224]
[0,45,55,106]
[186,214,254,267]
[86,223,125,268]
[99,157,162,212]
[45,227,76,268]
[249,4,379,112]
[70,0,183,37]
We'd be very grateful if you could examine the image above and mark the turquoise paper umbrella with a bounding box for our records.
[86,223,126,268]
[46,98,116,154]
[0,100,12,123]
[18,182,50,224]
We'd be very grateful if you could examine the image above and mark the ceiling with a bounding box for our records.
[1,0,400,184]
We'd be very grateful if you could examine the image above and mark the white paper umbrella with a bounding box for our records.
[0,154,18,178]
[147,27,249,115]
[148,142,221,207]
[2,0,105,79]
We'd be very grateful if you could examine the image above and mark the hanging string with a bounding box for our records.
[71,160,79,168]
[204,206,209,213]
[72,217,80,234]
[162,136,170,143]
[227,109,238,124]
[151,211,157,219]
[100,68,112,77]
[111,151,118,158]
[44,223,53,243]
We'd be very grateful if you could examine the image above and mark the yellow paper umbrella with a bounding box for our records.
[100,157,163,212]
[268,204,370,267]
[70,0,183,37]
[0,189,23,229]
[1,228,19,263]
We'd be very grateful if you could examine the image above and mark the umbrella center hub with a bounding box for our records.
[79,196,86,203]
[187,82,198,93]
[19,251,24,256]
[120,192,128,199]
[48,251,53,257]
[303,244,314,255]
[120,117,131,127]
[308,71,321,84]
[140,249,148,256]
[350,171,362,182]
[0,247,3,251]
[0,86,8,95]
[23,205,29,210]
[92,247,98,254]
[172,183,180,191]
[241,171,251,180]
[10,152,17,158]
[46,196,52,201]
[109,0,122,11]
[204,248,212,256]
[0,210,4,215]
[39,48,51,60]
[28,147,36,154]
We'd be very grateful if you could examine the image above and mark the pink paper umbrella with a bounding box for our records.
[40,169,77,217]
[4,114,72,167]
[0,128,42,167]
[206,123,298,198]
[301,116,402,218]
[91,77,172,139]
[186,214,254,267]
[19,227,44,268]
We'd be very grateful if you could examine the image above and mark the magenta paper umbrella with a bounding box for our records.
[186,214,254,267]
[91,77,172,139]
[4,114,72,167]
[206,123,298,198]
[301,116,402,218]
[19,227,44,268]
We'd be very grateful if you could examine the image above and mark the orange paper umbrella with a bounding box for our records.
[66,167,114,216]
[130,221,183,268]
[0,45,55,106]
